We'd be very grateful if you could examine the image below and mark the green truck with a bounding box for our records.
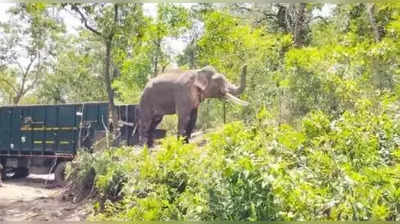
[0,102,139,185]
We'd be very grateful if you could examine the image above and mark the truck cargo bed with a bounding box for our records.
[0,102,109,158]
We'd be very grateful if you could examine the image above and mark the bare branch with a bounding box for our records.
[234,5,252,12]
[262,12,278,18]
[23,55,41,96]
[14,60,25,74]
[23,78,39,95]
[313,16,328,25]
[71,4,102,36]
[19,55,36,93]
[24,56,36,77]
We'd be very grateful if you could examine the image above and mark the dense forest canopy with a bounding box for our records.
[1,2,399,126]
[2,2,400,221]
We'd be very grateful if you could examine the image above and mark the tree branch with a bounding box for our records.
[313,16,329,25]
[23,77,39,95]
[23,54,41,96]
[19,55,36,94]
[14,60,25,74]
[234,4,252,12]
[71,4,102,36]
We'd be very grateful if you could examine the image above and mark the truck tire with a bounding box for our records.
[0,163,5,183]
[54,161,67,187]
[14,167,29,178]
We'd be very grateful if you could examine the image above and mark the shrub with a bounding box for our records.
[69,96,400,221]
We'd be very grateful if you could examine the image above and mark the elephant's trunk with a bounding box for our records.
[228,64,247,96]
[225,64,248,106]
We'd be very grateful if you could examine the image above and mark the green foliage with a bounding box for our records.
[187,10,293,127]
[69,94,400,221]
[113,4,190,104]
[0,3,65,104]
[38,36,107,103]
[62,5,400,221]
[159,115,178,135]
[174,3,400,129]
[113,43,153,103]
[4,3,400,221]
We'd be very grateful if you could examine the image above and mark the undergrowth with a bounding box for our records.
[66,97,400,221]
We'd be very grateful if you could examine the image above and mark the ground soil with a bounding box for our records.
[0,174,90,222]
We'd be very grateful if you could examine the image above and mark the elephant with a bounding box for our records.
[137,65,248,147]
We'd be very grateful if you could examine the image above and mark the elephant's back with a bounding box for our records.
[140,74,181,115]
[151,69,191,83]
[144,70,195,90]
[143,73,181,93]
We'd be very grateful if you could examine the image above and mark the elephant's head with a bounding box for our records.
[194,65,248,106]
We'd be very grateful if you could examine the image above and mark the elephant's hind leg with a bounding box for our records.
[177,110,194,143]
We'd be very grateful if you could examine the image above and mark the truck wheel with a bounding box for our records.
[1,168,5,182]
[55,161,67,187]
[14,167,29,178]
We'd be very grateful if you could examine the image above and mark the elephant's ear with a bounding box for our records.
[194,74,208,91]
[194,66,215,91]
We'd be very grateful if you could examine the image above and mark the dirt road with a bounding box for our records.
[0,174,89,222]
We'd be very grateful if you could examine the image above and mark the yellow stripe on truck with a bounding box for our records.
[33,141,70,144]
[21,127,78,131]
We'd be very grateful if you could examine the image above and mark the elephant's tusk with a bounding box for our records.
[225,93,249,106]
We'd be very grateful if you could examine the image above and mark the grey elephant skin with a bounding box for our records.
[136,65,248,147]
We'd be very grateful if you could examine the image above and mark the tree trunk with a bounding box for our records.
[153,53,159,77]
[189,40,195,69]
[276,4,289,32]
[70,4,120,134]
[153,32,161,77]
[293,3,307,47]
[13,93,22,105]
[105,38,117,131]
[161,64,167,73]
[13,86,26,105]
[367,3,383,42]
[223,101,226,124]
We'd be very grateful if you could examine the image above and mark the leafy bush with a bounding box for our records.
[69,95,400,221]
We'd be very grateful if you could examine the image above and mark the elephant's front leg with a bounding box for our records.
[186,108,198,140]
[138,121,150,147]
[138,116,153,147]
[147,115,163,147]
[177,111,192,143]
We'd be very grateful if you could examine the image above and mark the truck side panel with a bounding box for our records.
[0,108,11,153]
[0,103,109,156]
